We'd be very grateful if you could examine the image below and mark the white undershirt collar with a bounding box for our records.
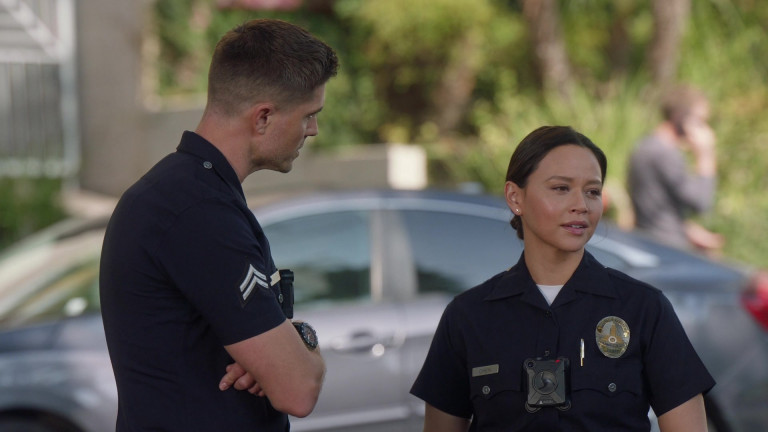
[536,284,564,305]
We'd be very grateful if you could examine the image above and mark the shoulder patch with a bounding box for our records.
[239,264,268,304]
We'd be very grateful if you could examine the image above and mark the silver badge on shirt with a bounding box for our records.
[595,316,630,358]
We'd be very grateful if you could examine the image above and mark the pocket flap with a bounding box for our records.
[571,360,642,397]
[469,366,522,400]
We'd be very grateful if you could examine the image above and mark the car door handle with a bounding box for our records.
[329,330,401,355]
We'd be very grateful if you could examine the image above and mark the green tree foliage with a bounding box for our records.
[0,179,65,249]
[679,0,768,265]
[154,0,212,95]
[336,0,496,142]
[149,0,768,267]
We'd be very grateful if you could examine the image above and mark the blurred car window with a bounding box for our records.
[0,226,103,328]
[2,258,100,326]
[265,210,372,307]
[399,210,521,296]
[585,243,629,270]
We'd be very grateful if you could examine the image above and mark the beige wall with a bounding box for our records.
[76,0,148,196]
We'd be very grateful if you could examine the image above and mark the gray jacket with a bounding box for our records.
[627,134,716,249]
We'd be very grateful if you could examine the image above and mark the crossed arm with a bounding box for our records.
[220,319,325,418]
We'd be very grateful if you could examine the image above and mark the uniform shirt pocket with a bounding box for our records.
[570,356,649,424]
[571,357,643,396]
[469,366,526,428]
[471,372,522,399]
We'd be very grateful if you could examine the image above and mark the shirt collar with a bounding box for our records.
[176,130,246,204]
[484,251,617,303]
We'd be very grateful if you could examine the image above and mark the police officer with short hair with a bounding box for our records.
[100,19,338,431]
[410,126,714,432]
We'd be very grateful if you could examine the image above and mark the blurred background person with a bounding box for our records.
[627,85,724,255]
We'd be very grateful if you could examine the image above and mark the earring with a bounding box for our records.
[515,208,520,214]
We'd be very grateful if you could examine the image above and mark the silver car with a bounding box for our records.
[0,189,766,432]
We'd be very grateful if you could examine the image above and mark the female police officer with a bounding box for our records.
[410,126,714,431]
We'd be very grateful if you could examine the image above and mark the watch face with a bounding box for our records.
[299,323,318,349]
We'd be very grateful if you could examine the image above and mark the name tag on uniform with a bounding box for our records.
[472,364,499,377]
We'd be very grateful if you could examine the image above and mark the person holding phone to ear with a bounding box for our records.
[627,85,724,254]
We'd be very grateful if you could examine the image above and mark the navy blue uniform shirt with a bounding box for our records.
[410,251,715,431]
[100,131,289,431]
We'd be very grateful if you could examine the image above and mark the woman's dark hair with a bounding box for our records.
[506,126,607,239]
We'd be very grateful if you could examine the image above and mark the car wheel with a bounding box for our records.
[0,417,80,432]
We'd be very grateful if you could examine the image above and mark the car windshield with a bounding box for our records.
[0,220,104,328]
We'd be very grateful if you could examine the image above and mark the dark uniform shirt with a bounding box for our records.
[100,131,289,431]
[410,251,715,431]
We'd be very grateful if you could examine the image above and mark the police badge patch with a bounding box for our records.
[595,316,630,358]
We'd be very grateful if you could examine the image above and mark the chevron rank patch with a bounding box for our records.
[239,264,268,304]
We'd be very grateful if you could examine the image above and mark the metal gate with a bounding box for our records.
[0,0,79,178]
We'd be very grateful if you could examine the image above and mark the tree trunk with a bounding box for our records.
[607,2,635,79]
[648,0,691,91]
[431,31,482,136]
[522,0,572,99]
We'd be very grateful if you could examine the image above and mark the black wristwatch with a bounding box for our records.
[292,321,318,351]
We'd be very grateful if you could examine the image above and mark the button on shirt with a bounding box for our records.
[410,252,715,431]
[100,131,289,431]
